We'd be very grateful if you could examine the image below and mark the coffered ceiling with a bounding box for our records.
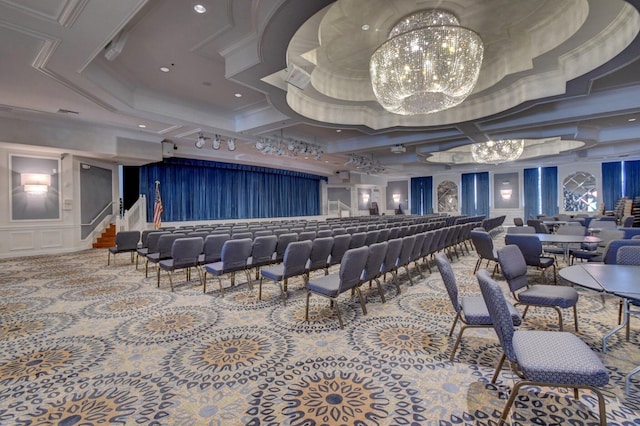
[1,0,640,178]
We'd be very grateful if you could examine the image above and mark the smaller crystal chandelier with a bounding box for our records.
[255,135,323,160]
[471,140,524,164]
[345,153,385,174]
[370,9,484,115]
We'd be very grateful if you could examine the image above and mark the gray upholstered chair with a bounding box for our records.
[135,229,155,269]
[326,234,351,271]
[203,238,253,295]
[513,217,524,226]
[497,244,578,331]
[504,234,557,283]
[107,230,140,265]
[379,238,403,295]
[141,231,170,276]
[470,229,499,275]
[506,226,536,234]
[436,253,521,361]
[158,237,204,291]
[349,232,367,249]
[273,233,299,263]
[360,241,388,303]
[476,269,609,426]
[396,235,416,285]
[147,233,185,286]
[198,234,230,266]
[247,235,278,279]
[259,240,312,304]
[305,237,333,282]
[305,246,369,329]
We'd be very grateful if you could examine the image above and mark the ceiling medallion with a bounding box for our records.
[471,140,524,164]
[369,9,483,115]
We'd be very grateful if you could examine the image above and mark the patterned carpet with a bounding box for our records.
[1,233,639,425]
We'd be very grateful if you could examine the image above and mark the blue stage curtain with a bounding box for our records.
[140,158,326,221]
[602,161,622,211]
[541,166,558,217]
[461,172,489,216]
[624,160,640,201]
[410,176,433,214]
[475,172,490,217]
[461,173,476,216]
[523,167,539,220]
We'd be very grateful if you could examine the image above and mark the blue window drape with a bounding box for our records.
[140,158,326,221]
[524,166,558,219]
[461,172,488,216]
[410,176,433,215]
[602,161,623,211]
[624,160,640,201]
[523,168,539,220]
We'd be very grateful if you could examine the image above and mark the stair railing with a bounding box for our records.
[117,194,147,231]
[82,201,115,241]
[328,200,352,217]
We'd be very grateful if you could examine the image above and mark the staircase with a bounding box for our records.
[93,224,116,248]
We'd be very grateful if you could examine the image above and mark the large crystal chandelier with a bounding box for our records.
[471,140,524,164]
[369,9,483,115]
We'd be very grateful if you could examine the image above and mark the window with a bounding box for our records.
[563,172,597,212]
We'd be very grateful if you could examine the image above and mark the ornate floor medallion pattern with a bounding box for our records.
[0,233,638,424]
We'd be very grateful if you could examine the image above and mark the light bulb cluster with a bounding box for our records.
[345,153,385,174]
[470,139,524,164]
[255,137,323,160]
[195,133,236,151]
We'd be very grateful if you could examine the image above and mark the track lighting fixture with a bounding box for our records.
[195,132,207,149]
[227,138,236,151]
[345,153,384,174]
[212,135,221,150]
[255,135,323,160]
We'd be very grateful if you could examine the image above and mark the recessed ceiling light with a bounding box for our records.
[361,24,370,31]
[160,67,170,73]
[193,4,206,14]
[234,93,242,98]
[628,118,637,122]
[336,129,342,133]
[137,124,146,128]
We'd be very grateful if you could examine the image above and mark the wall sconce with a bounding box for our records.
[362,193,370,203]
[392,193,401,203]
[500,181,512,200]
[21,173,51,194]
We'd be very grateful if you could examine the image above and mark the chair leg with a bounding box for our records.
[405,266,414,285]
[473,259,481,274]
[168,271,174,292]
[552,306,564,332]
[217,276,224,297]
[355,287,367,315]
[305,291,311,321]
[258,277,263,300]
[448,312,461,337]
[573,304,579,332]
[156,265,161,288]
[107,252,111,266]
[449,327,465,362]
[333,297,344,329]
[244,270,253,291]
[130,252,135,263]
[203,271,207,293]
[499,380,526,425]
[491,353,506,384]
[145,260,149,278]
[374,278,386,303]
[279,279,287,305]
[521,305,530,319]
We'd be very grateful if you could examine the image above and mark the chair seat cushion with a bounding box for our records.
[204,261,224,276]
[137,248,149,256]
[518,285,578,308]
[146,253,160,263]
[159,259,174,271]
[261,265,285,281]
[307,274,341,297]
[537,256,555,268]
[513,330,609,387]
[461,296,522,326]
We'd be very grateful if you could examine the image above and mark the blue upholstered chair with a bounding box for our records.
[305,246,369,329]
[396,235,416,285]
[305,237,333,282]
[107,230,140,266]
[379,238,403,295]
[247,235,278,279]
[147,233,186,286]
[259,240,312,304]
[435,253,521,361]
[470,229,499,276]
[617,246,640,393]
[158,237,204,291]
[273,233,299,263]
[504,233,557,283]
[506,226,535,234]
[497,244,578,331]
[326,234,351,271]
[135,229,155,269]
[476,269,609,426]
[203,238,253,295]
[198,234,230,266]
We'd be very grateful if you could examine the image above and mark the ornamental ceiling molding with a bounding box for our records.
[279,0,639,130]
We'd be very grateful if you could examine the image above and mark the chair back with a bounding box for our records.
[364,230,380,246]
[307,237,334,271]
[471,230,497,261]
[140,230,154,248]
[435,253,460,313]
[602,239,640,264]
[388,228,400,239]
[361,242,387,282]
[496,245,529,292]
[220,238,253,271]
[349,232,367,249]
[597,229,625,249]
[187,231,209,240]
[617,246,640,265]
[410,233,426,262]
[317,229,332,238]
[250,235,278,265]
[232,232,253,240]
[621,215,635,227]
[380,238,403,275]
[146,231,170,254]
[420,231,435,258]
[476,269,516,361]
[590,219,618,231]
[397,235,416,267]
[331,228,347,236]
[172,237,204,269]
[157,234,184,259]
[338,246,369,292]
[328,234,352,266]
[377,228,390,242]
[115,231,140,250]
[504,234,543,266]
[282,240,313,278]
[275,233,299,261]
[513,217,524,226]
[298,231,316,241]
[202,234,230,263]
[556,224,586,236]
[254,230,273,237]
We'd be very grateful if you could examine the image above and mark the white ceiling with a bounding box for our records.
[1,0,640,178]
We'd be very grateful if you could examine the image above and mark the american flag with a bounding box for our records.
[153,181,163,229]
